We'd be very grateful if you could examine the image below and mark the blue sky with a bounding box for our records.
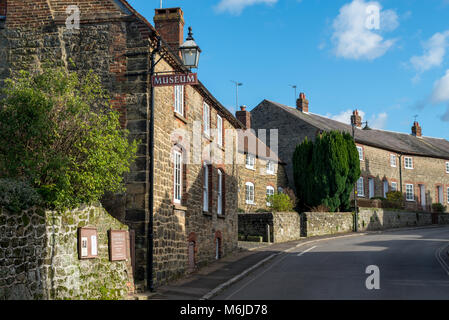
[128,0,449,139]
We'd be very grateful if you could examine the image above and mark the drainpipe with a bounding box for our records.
[398,153,403,193]
[147,37,162,292]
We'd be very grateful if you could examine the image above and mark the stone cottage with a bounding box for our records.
[0,1,243,291]
[250,94,449,212]
[235,105,288,212]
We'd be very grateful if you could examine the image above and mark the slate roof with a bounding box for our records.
[264,100,449,160]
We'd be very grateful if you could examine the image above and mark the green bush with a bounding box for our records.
[0,178,42,212]
[385,191,405,209]
[292,131,360,212]
[267,193,294,212]
[432,203,446,213]
[0,66,138,210]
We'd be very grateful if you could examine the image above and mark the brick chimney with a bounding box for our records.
[154,8,185,53]
[351,110,362,128]
[412,121,422,137]
[236,105,251,129]
[296,92,309,113]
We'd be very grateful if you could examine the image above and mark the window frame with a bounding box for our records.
[217,114,223,147]
[245,154,255,170]
[390,154,397,168]
[203,164,209,212]
[174,85,184,116]
[446,162,449,174]
[245,182,255,205]
[404,157,413,170]
[266,186,275,207]
[405,184,414,202]
[217,170,223,215]
[173,149,182,204]
[357,177,365,197]
[266,161,275,175]
[356,146,364,161]
[203,102,210,137]
[447,187,449,204]
[391,181,398,192]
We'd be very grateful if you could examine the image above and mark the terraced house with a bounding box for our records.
[250,94,449,213]
[0,1,244,291]
[235,105,288,212]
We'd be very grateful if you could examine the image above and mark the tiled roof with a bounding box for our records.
[264,100,449,160]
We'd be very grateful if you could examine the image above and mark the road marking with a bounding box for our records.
[222,253,291,300]
[435,243,449,277]
[297,245,317,256]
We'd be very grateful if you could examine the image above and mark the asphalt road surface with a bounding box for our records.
[215,226,449,300]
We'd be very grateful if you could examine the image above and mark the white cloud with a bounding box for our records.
[327,109,388,129]
[410,31,449,73]
[331,0,399,60]
[215,0,277,15]
[431,69,449,104]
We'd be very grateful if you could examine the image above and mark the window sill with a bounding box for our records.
[203,211,212,217]
[245,166,256,171]
[203,134,213,142]
[173,204,187,211]
[217,214,225,219]
[245,202,256,205]
[406,199,415,202]
[174,112,187,124]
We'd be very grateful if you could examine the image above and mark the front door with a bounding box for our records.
[420,185,426,208]
[369,178,375,199]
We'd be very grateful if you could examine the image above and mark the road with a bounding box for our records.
[214,226,449,300]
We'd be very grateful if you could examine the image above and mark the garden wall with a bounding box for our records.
[301,209,449,237]
[0,204,134,300]
[238,212,301,243]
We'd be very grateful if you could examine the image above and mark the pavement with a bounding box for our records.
[214,226,449,300]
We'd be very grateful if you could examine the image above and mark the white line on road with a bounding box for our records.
[435,243,449,277]
[297,246,317,257]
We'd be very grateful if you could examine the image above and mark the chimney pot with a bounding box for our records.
[296,92,309,113]
[236,105,251,128]
[412,121,422,137]
[351,109,362,128]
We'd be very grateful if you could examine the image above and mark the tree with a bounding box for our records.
[0,66,138,210]
[292,131,360,212]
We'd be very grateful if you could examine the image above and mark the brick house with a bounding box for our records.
[235,106,288,212]
[0,1,244,290]
[250,94,449,213]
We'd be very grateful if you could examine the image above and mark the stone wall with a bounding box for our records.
[301,209,449,237]
[238,212,301,243]
[0,204,134,300]
[301,212,353,237]
[358,208,438,231]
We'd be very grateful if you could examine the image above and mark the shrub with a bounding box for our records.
[385,191,405,209]
[0,178,42,212]
[310,204,330,212]
[267,193,294,212]
[0,66,138,210]
[292,131,360,212]
[432,203,446,213]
